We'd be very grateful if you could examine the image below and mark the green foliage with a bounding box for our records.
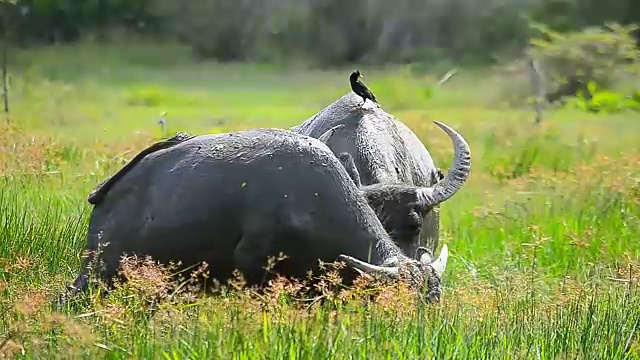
[568,81,640,114]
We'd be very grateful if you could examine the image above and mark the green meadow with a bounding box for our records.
[1,42,639,359]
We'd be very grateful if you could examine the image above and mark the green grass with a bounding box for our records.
[1,42,639,359]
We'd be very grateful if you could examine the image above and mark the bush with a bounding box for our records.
[527,22,640,102]
[493,22,640,111]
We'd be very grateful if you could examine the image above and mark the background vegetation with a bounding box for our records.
[5,0,640,66]
[0,0,639,358]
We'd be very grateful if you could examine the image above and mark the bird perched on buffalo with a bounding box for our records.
[349,70,378,106]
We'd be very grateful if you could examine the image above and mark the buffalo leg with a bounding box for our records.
[83,241,122,292]
[232,233,274,287]
[56,254,120,308]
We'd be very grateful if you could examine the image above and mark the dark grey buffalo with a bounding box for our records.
[61,128,449,305]
[291,94,471,258]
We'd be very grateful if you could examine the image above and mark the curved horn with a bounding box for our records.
[318,124,346,144]
[338,254,398,278]
[417,121,471,206]
[428,244,448,278]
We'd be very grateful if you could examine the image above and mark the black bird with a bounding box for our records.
[349,70,377,106]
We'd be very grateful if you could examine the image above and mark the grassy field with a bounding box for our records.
[1,42,639,359]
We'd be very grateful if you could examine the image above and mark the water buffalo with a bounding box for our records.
[61,128,449,305]
[291,95,471,257]
[86,127,449,258]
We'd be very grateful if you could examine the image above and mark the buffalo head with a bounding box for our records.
[339,243,449,303]
[320,120,470,258]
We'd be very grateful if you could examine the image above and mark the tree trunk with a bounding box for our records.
[1,0,9,118]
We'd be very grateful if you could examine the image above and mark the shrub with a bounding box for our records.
[526,22,640,102]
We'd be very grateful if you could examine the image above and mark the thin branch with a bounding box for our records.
[438,68,458,87]
[1,0,10,120]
